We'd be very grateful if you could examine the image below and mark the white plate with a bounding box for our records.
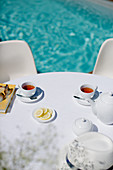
[68,132,113,170]
[57,146,69,170]
[16,87,43,103]
[77,132,113,152]
[58,132,113,170]
[73,90,91,106]
[32,107,56,123]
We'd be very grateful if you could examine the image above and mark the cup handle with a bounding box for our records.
[95,86,98,91]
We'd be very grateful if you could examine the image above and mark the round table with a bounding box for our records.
[0,72,113,169]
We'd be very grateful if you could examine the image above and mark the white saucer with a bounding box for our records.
[32,107,56,123]
[16,88,43,103]
[73,91,91,106]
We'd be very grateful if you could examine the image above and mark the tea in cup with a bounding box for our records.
[79,84,97,99]
[20,82,36,97]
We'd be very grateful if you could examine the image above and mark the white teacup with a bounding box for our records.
[79,84,97,99]
[20,82,36,97]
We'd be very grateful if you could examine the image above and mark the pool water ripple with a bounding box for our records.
[0,0,113,73]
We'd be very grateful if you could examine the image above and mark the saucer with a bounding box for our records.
[73,91,91,106]
[16,87,43,103]
[32,107,56,123]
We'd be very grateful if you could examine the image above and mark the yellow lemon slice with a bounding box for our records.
[34,108,43,118]
[47,108,53,116]
[40,112,51,120]
[41,107,48,115]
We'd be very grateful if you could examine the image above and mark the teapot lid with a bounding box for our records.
[101,92,113,104]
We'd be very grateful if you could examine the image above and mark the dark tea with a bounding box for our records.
[22,85,35,90]
[81,87,94,93]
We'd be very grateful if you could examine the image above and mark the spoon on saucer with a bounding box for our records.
[73,95,86,100]
[16,93,37,100]
[73,96,91,103]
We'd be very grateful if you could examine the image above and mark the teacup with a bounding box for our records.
[79,84,97,99]
[20,82,36,97]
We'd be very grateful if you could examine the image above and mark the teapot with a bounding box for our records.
[89,92,113,125]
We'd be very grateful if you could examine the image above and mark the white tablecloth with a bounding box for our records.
[0,72,113,169]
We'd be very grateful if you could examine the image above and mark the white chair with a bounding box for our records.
[93,38,113,79]
[0,40,37,83]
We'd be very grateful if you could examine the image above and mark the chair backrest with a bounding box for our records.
[0,40,37,83]
[93,38,113,79]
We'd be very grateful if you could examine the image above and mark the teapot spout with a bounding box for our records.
[87,98,97,116]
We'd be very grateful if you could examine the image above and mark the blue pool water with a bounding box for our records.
[0,0,113,73]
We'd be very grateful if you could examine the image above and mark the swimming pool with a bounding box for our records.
[0,0,113,73]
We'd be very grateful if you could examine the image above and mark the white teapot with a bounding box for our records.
[89,92,113,125]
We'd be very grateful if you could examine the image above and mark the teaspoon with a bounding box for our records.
[16,94,37,100]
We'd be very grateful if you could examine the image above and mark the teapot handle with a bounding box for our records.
[87,98,97,116]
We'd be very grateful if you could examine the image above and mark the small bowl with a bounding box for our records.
[73,118,93,136]
[79,84,97,99]
[20,82,36,97]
